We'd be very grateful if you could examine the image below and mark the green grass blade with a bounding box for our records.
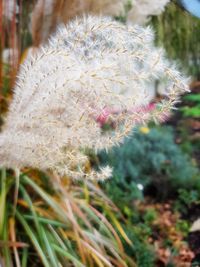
[40,226,59,267]
[22,247,28,267]
[15,210,51,267]
[19,185,43,241]
[21,176,67,222]
[48,225,76,255]
[23,215,67,228]
[2,210,13,267]
[52,244,85,267]
[0,169,7,238]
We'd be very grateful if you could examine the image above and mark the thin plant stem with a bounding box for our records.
[0,168,7,239]
[10,217,21,267]
[10,169,21,266]
[13,168,20,217]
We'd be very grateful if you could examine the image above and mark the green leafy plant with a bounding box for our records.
[175,188,200,216]
[180,93,200,118]
[181,106,200,118]
[184,94,200,103]
[123,225,155,267]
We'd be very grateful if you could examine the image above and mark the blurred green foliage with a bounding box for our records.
[99,127,199,201]
[175,188,200,215]
[123,225,156,267]
[181,106,200,118]
[151,2,200,79]
[181,93,200,118]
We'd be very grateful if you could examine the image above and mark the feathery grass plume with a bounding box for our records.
[0,16,189,180]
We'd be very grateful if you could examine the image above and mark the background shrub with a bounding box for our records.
[98,126,199,201]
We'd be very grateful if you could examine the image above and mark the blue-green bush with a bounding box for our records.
[99,127,199,201]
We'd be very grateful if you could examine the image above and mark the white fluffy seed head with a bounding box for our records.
[0,15,189,180]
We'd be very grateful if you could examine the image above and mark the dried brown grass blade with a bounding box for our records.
[9,217,21,267]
